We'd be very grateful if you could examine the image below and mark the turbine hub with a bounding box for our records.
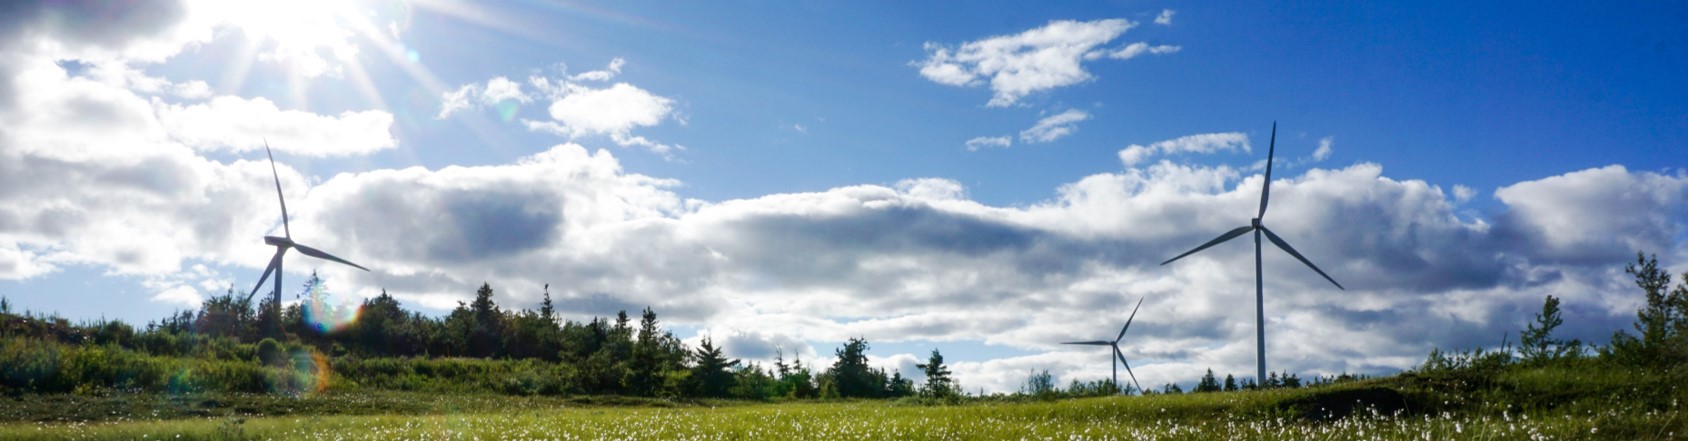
[1251,218,1262,228]
[263,236,293,247]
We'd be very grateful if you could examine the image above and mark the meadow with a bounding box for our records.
[2,361,1682,440]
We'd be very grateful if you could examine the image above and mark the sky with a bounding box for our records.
[2,0,1686,393]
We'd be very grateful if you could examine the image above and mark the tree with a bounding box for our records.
[689,336,740,398]
[1195,368,1221,393]
[467,283,504,358]
[1223,374,1237,392]
[828,337,878,398]
[915,349,954,398]
[1520,294,1581,364]
[1608,252,1688,365]
[627,307,667,396]
[1020,369,1057,398]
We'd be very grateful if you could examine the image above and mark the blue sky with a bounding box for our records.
[2,1,1685,392]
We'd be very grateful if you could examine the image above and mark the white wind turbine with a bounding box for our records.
[1062,297,1145,395]
[1160,122,1342,386]
[241,143,369,315]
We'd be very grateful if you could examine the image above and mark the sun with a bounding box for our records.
[205,0,373,78]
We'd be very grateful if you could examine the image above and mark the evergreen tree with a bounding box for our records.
[887,371,915,397]
[627,307,666,395]
[1608,252,1688,365]
[467,283,504,358]
[1521,294,1580,363]
[689,336,740,398]
[915,349,954,398]
[1195,368,1221,393]
[1223,373,1237,391]
[828,337,878,398]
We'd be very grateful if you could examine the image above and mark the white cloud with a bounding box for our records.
[1313,136,1334,161]
[543,83,676,139]
[1155,9,1176,26]
[1103,42,1182,60]
[1452,184,1477,204]
[1494,165,1688,262]
[1019,109,1090,143]
[438,76,532,119]
[965,136,1012,151]
[156,96,396,156]
[1118,132,1250,166]
[896,178,968,201]
[917,19,1178,107]
[570,57,626,82]
[445,60,683,155]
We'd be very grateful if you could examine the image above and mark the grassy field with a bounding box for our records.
[4,365,1683,440]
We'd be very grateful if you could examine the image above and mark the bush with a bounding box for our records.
[257,338,286,366]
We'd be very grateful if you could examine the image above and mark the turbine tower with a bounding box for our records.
[1062,297,1145,395]
[1160,122,1342,385]
[242,143,369,317]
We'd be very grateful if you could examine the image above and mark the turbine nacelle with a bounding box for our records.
[1059,297,1145,395]
[243,142,369,312]
[1159,122,1341,386]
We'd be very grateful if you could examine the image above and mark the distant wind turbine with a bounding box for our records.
[242,142,369,316]
[1160,122,1342,386]
[1062,297,1145,395]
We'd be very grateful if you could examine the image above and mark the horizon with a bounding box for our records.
[2,1,1686,394]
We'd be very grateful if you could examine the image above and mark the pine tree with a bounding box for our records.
[689,336,740,398]
[1195,368,1221,392]
[829,337,877,398]
[1223,374,1237,391]
[467,283,503,358]
[1521,294,1580,363]
[915,349,954,398]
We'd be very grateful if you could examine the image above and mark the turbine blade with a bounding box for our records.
[1259,122,1276,219]
[1116,296,1144,342]
[265,141,290,239]
[1062,341,1112,346]
[244,248,286,304]
[293,243,371,272]
[1259,226,1344,290]
[1115,345,1142,394]
[1161,225,1254,265]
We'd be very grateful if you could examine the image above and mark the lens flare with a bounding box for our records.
[300,278,361,333]
[269,347,332,396]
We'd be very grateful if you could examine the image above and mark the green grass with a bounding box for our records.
[4,368,1684,440]
[0,393,1680,440]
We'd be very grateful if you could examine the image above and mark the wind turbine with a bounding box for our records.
[1160,122,1342,386]
[242,143,369,316]
[1062,297,1145,395]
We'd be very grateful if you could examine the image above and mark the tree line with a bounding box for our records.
[1,274,966,400]
[5,251,1685,400]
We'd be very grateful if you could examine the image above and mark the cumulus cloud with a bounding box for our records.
[916,19,1178,107]
[1452,185,1477,204]
[1019,109,1090,144]
[157,96,396,156]
[1494,165,1688,264]
[1118,132,1250,166]
[441,59,683,155]
[438,76,531,119]
[0,0,398,299]
[965,136,1012,151]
